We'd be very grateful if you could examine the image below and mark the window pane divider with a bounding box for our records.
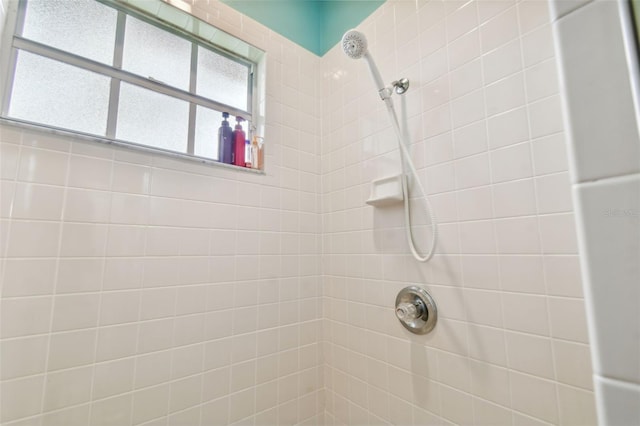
[11,36,252,121]
[186,42,198,155]
[106,11,126,138]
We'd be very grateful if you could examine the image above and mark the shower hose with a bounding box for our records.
[383,98,438,262]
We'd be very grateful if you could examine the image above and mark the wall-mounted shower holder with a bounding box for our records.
[365,174,405,207]
[392,78,409,95]
[395,286,437,334]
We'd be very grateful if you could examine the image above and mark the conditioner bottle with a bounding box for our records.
[232,116,245,167]
[218,112,233,164]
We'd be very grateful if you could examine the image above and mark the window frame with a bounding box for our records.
[0,0,261,167]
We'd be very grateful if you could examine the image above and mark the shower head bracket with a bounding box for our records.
[392,78,410,95]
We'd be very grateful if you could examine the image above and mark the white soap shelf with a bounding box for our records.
[365,174,406,207]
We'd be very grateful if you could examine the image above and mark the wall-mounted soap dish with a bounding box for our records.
[365,174,405,207]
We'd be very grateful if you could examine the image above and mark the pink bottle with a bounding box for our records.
[232,116,245,167]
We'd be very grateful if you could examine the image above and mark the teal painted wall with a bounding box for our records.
[319,1,383,55]
[220,0,384,56]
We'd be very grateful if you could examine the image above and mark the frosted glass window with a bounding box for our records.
[122,16,191,91]
[197,47,249,111]
[116,83,189,153]
[8,51,110,135]
[21,0,117,65]
[194,106,223,160]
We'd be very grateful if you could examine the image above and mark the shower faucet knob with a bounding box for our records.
[395,301,423,321]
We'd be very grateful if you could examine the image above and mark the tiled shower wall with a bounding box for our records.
[0,1,323,424]
[320,0,597,424]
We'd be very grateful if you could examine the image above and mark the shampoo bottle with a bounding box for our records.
[232,116,245,167]
[218,112,233,164]
[244,139,252,168]
[250,136,260,170]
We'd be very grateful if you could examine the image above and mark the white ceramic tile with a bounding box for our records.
[494,216,541,254]
[42,404,90,426]
[64,188,111,223]
[506,331,554,378]
[17,147,68,185]
[131,384,170,425]
[453,120,487,158]
[90,395,132,426]
[11,183,64,220]
[594,376,640,426]
[450,59,482,100]
[57,258,104,294]
[446,1,478,42]
[525,58,559,102]
[484,72,526,117]
[490,143,533,183]
[51,293,100,332]
[455,153,490,189]
[6,220,61,257]
[67,155,112,190]
[0,335,48,380]
[100,290,141,325]
[522,24,555,67]
[477,0,514,24]
[544,255,583,297]
[536,172,572,214]
[554,0,640,182]
[95,323,137,362]
[111,162,151,194]
[461,255,499,289]
[502,293,550,335]
[141,288,176,320]
[548,296,589,343]
[482,39,522,85]
[457,186,493,221]
[0,142,20,179]
[451,89,485,128]
[1,297,52,338]
[169,375,202,413]
[448,29,481,70]
[43,366,92,412]
[473,397,512,426]
[48,329,97,371]
[2,258,56,297]
[106,225,146,257]
[553,340,593,389]
[110,193,149,225]
[539,213,578,254]
[531,132,569,176]
[93,358,135,399]
[480,6,519,53]
[59,223,108,257]
[487,107,529,149]
[499,255,545,293]
[464,288,502,327]
[469,360,510,406]
[492,179,537,218]
[0,375,45,423]
[518,0,551,34]
[557,384,597,426]
[459,220,496,254]
[440,385,473,425]
[549,0,594,21]
[510,371,559,424]
[103,258,142,291]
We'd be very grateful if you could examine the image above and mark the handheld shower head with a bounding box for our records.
[341,29,386,93]
[341,29,367,59]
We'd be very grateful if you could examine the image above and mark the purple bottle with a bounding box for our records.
[218,112,233,164]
